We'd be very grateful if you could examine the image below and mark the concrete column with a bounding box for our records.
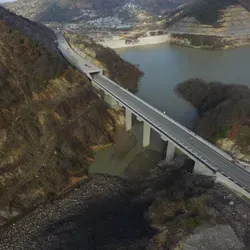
[165,141,175,162]
[193,161,214,176]
[143,122,151,147]
[125,108,132,131]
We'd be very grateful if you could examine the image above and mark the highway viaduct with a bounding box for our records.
[57,33,250,199]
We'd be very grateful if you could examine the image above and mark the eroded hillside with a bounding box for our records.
[0,6,122,226]
[166,0,250,49]
[177,79,250,162]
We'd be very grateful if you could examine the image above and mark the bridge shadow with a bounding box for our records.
[39,192,156,250]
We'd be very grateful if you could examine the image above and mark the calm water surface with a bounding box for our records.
[116,44,250,128]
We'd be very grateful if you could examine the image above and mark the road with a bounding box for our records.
[57,34,250,193]
[57,33,101,79]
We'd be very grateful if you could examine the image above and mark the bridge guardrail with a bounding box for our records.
[93,77,220,173]
[99,75,232,162]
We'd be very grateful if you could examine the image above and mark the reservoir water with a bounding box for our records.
[116,44,250,128]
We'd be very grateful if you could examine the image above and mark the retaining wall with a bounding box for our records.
[98,35,170,49]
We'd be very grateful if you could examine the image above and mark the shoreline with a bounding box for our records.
[97,34,170,49]
[97,32,250,50]
[169,32,250,50]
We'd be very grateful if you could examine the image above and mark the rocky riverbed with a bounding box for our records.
[0,174,154,249]
[0,156,249,249]
[0,121,250,249]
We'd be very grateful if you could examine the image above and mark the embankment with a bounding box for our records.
[97,34,170,49]
[0,7,142,227]
[169,33,250,49]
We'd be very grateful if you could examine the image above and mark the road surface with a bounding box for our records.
[57,33,101,79]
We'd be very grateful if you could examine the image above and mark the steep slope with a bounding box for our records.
[0,6,122,226]
[4,0,185,23]
[65,33,143,92]
[177,79,250,161]
[166,0,250,49]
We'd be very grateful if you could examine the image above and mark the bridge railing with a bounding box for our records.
[99,74,233,162]
[93,77,223,174]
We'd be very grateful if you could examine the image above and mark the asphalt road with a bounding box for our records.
[57,34,101,78]
[57,35,250,193]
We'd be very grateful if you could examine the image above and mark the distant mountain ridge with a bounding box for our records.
[4,0,186,23]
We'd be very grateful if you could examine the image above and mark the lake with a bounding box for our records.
[117,44,250,128]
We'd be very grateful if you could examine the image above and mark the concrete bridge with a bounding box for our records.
[57,33,250,198]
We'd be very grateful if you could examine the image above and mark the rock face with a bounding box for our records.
[166,0,250,49]
[176,78,250,161]
[65,33,143,92]
[0,6,136,226]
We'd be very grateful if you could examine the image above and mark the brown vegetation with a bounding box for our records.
[176,78,250,152]
[0,7,118,226]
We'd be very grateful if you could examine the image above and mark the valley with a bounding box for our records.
[0,1,250,249]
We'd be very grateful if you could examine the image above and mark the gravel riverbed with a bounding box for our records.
[0,174,155,250]
[0,171,250,250]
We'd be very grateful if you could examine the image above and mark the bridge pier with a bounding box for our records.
[165,141,175,162]
[125,108,132,131]
[143,122,151,147]
[193,162,215,176]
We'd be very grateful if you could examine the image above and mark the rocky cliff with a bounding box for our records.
[166,0,250,49]
[177,78,250,162]
[0,6,140,226]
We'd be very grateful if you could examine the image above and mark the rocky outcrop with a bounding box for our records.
[0,7,124,226]
[176,78,250,162]
[167,0,250,49]
[65,33,143,92]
